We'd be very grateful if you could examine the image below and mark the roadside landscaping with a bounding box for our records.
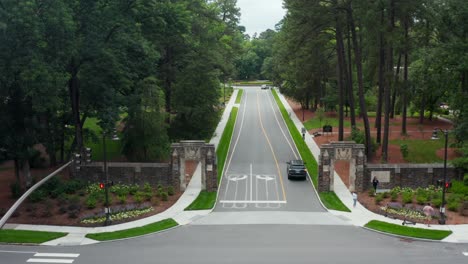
[271,89,350,212]
[185,191,217,210]
[361,182,468,224]
[0,229,67,244]
[235,89,243,104]
[365,220,452,240]
[85,218,178,241]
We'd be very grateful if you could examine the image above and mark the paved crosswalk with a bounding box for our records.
[27,253,79,263]
[192,211,352,225]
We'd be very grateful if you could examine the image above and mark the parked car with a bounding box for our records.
[261,84,269,89]
[286,160,307,180]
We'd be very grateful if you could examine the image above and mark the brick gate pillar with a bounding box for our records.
[319,150,331,192]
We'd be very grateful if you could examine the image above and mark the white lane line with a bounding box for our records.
[250,164,253,201]
[220,200,287,204]
[34,253,80,258]
[266,91,298,159]
[27,259,74,263]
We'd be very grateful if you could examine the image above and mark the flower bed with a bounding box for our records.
[80,203,154,224]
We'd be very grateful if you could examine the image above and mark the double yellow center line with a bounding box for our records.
[256,92,287,201]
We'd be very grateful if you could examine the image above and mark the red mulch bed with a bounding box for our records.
[0,159,197,227]
[287,98,467,225]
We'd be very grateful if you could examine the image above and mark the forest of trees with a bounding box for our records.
[254,0,466,166]
[1,0,467,189]
[0,0,245,187]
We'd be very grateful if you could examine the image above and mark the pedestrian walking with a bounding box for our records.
[372,177,379,194]
[352,192,358,208]
[423,203,434,227]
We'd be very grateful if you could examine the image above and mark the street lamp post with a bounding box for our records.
[102,133,111,226]
[431,128,448,225]
[102,130,119,226]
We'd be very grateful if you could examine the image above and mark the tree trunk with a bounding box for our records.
[419,96,425,124]
[347,23,356,127]
[382,0,395,163]
[336,9,346,141]
[14,158,21,187]
[21,159,32,188]
[390,53,402,118]
[401,17,409,135]
[375,8,385,144]
[347,3,372,158]
[68,59,84,153]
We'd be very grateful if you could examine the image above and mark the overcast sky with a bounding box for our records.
[237,0,286,37]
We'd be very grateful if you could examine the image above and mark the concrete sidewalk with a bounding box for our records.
[276,88,468,243]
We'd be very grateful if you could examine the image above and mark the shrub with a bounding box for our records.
[134,191,144,204]
[64,180,85,194]
[160,191,168,201]
[383,192,390,199]
[375,193,384,204]
[450,180,468,196]
[402,191,413,204]
[10,182,22,199]
[432,198,442,207]
[50,186,66,198]
[390,192,398,202]
[42,177,60,193]
[167,186,175,196]
[416,194,428,205]
[464,174,468,186]
[29,189,47,203]
[86,196,97,209]
[68,210,79,219]
[400,144,409,159]
[447,201,460,212]
[144,192,153,201]
[129,184,139,195]
[143,183,152,193]
[368,189,376,197]
[118,194,127,204]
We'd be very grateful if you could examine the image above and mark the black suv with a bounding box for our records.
[287,160,307,180]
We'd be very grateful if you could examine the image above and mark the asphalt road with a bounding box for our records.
[0,225,467,264]
[1,87,467,264]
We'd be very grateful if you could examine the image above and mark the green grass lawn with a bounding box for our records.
[271,90,318,185]
[271,90,351,212]
[390,138,446,163]
[365,220,452,240]
[235,89,243,104]
[304,117,351,130]
[85,218,178,241]
[319,192,351,212]
[0,229,67,244]
[185,191,217,210]
[217,107,238,182]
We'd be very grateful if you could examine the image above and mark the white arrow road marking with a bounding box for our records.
[228,175,247,182]
[256,175,275,181]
